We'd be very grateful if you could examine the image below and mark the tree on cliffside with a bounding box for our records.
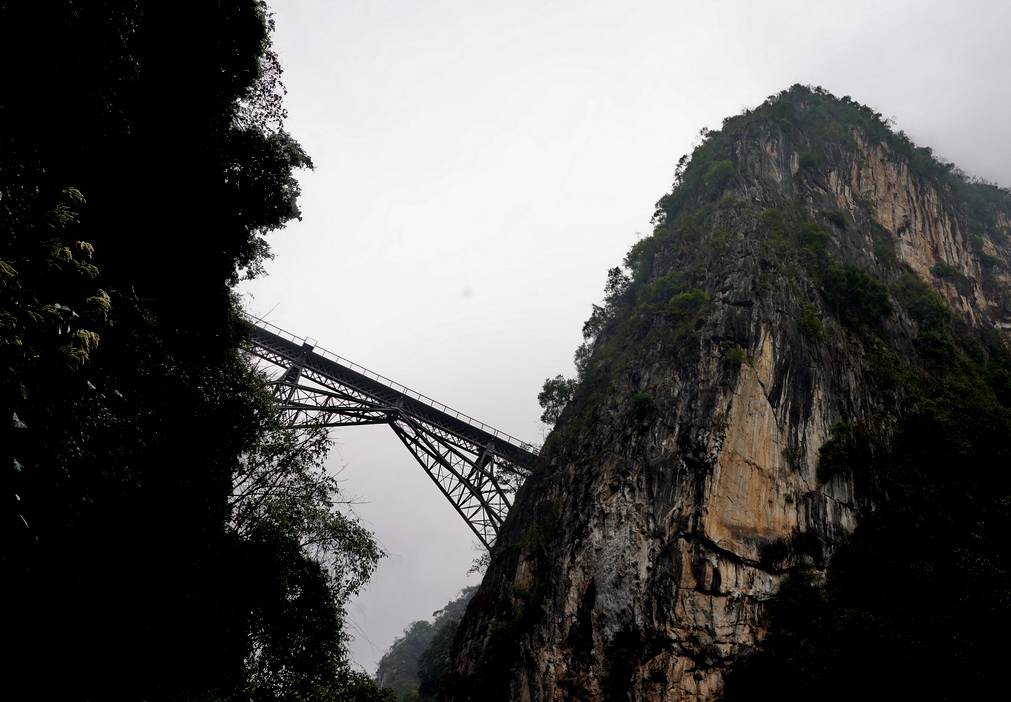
[1,2,386,699]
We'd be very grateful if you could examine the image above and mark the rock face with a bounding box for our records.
[445,86,1011,701]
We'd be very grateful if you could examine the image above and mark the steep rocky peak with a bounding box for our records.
[446,85,1011,702]
[647,85,1010,325]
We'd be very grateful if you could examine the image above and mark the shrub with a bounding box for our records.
[816,422,874,484]
[892,274,951,331]
[821,265,892,328]
[930,261,959,279]
[872,231,898,266]
[797,221,831,261]
[823,209,848,229]
[666,289,709,337]
[703,159,735,192]
[668,289,708,316]
[630,393,656,423]
[725,345,749,366]
[708,229,742,255]
[798,304,824,341]
[760,207,835,266]
[798,151,821,170]
[642,271,686,304]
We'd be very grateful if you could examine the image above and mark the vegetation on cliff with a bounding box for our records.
[649,86,1008,697]
[467,85,1010,699]
[375,588,476,701]
[722,227,1011,701]
[2,3,387,699]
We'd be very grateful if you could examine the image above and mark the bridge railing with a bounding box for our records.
[245,314,540,455]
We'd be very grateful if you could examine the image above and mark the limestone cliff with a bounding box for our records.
[445,86,1011,701]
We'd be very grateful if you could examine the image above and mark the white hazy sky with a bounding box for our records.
[240,0,1011,673]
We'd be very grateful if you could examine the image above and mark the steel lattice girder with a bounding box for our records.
[242,322,537,549]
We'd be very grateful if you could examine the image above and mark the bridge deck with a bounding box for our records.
[246,319,539,469]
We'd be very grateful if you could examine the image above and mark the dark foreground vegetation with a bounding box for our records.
[2,2,389,699]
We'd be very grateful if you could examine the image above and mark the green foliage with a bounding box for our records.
[718,193,743,208]
[517,502,561,555]
[667,288,708,316]
[239,525,366,702]
[339,673,398,702]
[816,421,874,484]
[891,273,951,331]
[958,178,1011,239]
[640,271,686,304]
[759,206,834,268]
[797,150,821,170]
[573,340,593,379]
[0,187,108,369]
[541,262,643,431]
[929,260,959,279]
[603,266,632,305]
[630,392,657,423]
[651,130,732,225]
[703,159,736,193]
[970,236,1002,269]
[538,374,578,425]
[760,207,790,252]
[623,235,660,282]
[665,289,709,337]
[822,209,847,229]
[416,617,459,699]
[582,303,608,340]
[871,229,899,266]
[797,304,824,341]
[796,221,831,256]
[231,422,383,603]
[640,84,1011,307]
[707,229,741,255]
[724,345,749,366]
[820,265,892,328]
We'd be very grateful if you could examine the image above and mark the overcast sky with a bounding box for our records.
[239,0,1011,673]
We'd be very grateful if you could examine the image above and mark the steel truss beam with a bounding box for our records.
[242,319,538,549]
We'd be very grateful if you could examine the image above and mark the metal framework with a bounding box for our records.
[242,317,538,549]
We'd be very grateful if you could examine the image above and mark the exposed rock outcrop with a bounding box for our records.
[446,86,1011,701]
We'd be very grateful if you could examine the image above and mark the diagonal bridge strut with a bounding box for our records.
[242,317,538,549]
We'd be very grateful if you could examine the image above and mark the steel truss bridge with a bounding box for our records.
[242,317,538,549]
